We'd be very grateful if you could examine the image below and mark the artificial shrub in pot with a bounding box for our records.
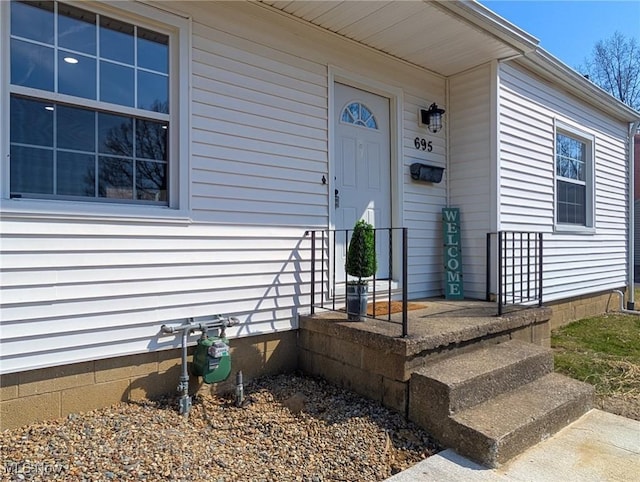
[345,219,377,321]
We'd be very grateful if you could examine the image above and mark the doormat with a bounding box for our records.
[367,301,427,316]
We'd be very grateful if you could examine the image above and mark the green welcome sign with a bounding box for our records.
[442,208,464,299]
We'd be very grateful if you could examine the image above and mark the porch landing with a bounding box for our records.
[301,299,552,359]
[298,299,593,467]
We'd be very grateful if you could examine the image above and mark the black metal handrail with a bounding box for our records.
[486,231,543,315]
[306,227,409,337]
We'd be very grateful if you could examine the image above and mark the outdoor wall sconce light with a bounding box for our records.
[419,103,446,133]
[410,163,445,183]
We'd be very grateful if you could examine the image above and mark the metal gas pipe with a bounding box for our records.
[161,315,239,415]
[610,290,640,316]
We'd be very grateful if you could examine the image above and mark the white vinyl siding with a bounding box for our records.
[448,63,494,299]
[187,1,446,299]
[403,90,447,298]
[0,219,307,373]
[498,63,628,302]
[189,22,328,227]
[0,1,445,374]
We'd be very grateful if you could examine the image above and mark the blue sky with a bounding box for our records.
[479,1,640,70]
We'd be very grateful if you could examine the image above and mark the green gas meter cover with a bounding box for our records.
[192,336,231,384]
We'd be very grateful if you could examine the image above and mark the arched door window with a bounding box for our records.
[341,102,378,129]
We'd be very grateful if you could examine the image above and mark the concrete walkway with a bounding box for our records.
[386,410,640,481]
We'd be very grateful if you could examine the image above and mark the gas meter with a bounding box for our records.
[192,334,231,384]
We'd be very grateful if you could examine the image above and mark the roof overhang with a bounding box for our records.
[259,0,538,77]
[259,0,640,123]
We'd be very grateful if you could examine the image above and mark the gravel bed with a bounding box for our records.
[0,374,440,481]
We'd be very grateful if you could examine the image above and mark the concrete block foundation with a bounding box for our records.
[546,289,624,330]
[0,331,297,431]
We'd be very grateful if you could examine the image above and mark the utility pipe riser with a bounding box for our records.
[611,290,640,315]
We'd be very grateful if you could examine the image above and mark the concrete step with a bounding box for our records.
[410,340,553,418]
[449,372,594,468]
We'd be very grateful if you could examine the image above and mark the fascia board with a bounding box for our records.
[439,1,639,122]
[520,50,640,123]
[433,0,539,55]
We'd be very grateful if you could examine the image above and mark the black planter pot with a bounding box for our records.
[346,283,368,321]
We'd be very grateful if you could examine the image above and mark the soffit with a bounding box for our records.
[259,0,531,76]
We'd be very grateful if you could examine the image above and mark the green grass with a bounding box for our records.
[551,314,640,397]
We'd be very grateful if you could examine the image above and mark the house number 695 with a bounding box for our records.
[414,137,433,152]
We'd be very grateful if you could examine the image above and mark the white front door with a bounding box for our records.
[334,83,391,282]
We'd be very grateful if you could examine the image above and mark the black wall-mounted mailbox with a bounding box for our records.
[410,163,445,183]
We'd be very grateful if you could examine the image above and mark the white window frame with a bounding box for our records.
[553,119,595,233]
[0,0,191,222]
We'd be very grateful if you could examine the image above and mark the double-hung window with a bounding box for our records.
[8,0,174,205]
[555,124,594,229]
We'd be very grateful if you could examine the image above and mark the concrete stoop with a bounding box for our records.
[408,340,594,468]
